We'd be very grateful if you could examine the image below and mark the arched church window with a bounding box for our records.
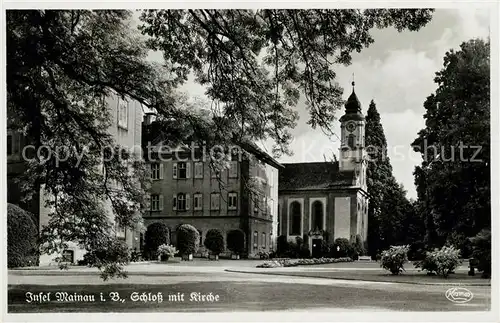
[348,134,355,148]
[290,201,301,235]
[311,201,323,230]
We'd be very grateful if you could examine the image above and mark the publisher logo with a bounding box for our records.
[445,287,474,304]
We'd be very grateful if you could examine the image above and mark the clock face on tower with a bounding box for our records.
[346,121,356,132]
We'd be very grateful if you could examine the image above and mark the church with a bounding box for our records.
[277,82,369,257]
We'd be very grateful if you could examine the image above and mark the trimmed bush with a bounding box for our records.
[276,235,289,256]
[176,224,199,256]
[227,229,245,255]
[204,229,225,255]
[143,223,170,260]
[470,229,491,278]
[414,245,462,278]
[354,235,365,257]
[380,245,410,275]
[8,203,38,268]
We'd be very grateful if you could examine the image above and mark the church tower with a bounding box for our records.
[339,81,367,190]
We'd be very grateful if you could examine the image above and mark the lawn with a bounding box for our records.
[253,269,491,286]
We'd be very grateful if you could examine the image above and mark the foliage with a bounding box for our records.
[176,224,200,255]
[257,257,353,268]
[445,232,472,259]
[226,229,245,254]
[7,204,39,268]
[331,238,354,258]
[354,234,365,256]
[414,246,461,278]
[470,229,491,278]
[157,244,178,257]
[412,39,490,246]
[276,235,289,256]
[143,223,170,260]
[7,9,434,279]
[380,245,410,275]
[129,249,143,262]
[407,240,426,261]
[204,229,225,255]
[84,238,131,281]
[365,101,424,256]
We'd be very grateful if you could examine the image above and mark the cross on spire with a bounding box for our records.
[352,72,355,88]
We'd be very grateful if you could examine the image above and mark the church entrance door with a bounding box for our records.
[311,239,322,258]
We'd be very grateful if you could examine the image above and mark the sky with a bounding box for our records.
[136,8,490,199]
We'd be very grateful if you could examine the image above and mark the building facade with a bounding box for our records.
[278,84,369,257]
[143,136,281,258]
[7,92,143,265]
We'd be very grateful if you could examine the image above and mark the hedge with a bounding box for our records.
[143,222,170,260]
[204,229,225,255]
[176,224,199,255]
[8,203,38,268]
[257,257,353,268]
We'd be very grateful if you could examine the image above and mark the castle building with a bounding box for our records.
[142,129,282,258]
[7,92,143,265]
[277,82,369,257]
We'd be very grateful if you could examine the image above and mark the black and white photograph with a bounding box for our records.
[2,2,498,321]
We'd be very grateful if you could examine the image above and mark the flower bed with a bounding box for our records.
[256,257,353,268]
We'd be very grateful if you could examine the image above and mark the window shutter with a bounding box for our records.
[186,194,191,210]
[173,163,178,179]
[159,195,164,211]
[146,195,151,211]
[172,195,177,210]
[159,164,164,179]
[186,162,191,178]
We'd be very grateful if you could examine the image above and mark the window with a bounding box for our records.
[290,201,301,235]
[194,162,203,179]
[116,223,126,239]
[151,163,162,180]
[174,193,190,211]
[253,231,258,250]
[228,192,237,210]
[263,196,268,215]
[178,162,187,179]
[194,194,203,210]
[7,134,12,155]
[348,134,355,148]
[312,200,324,231]
[150,194,162,211]
[118,99,128,129]
[198,230,203,246]
[254,194,260,214]
[229,161,238,178]
[262,232,266,248]
[210,193,220,210]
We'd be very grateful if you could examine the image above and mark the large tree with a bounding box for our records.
[412,38,490,248]
[7,9,434,278]
[365,100,423,255]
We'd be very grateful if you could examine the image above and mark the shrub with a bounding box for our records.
[414,245,462,278]
[227,229,245,255]
[176,224,199,255]
[130,249,142,262]
[299,247,311,258]
[380,245,410,275]
[354,235,365,256]
[446,232,472,259]
[256,257,353,268]
[143,223,170,260]
[319,240,330,257]
[331,238,354,258]
[470,229,491,278]
[158,244,178,258]
[204,229,225,255]
[7,203,38,268]
[276,235,289,256]
[408,240,426,261]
